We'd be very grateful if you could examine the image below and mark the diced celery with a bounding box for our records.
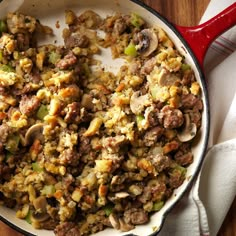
[175,164,187,176]
[136,114,144,124]
[0,64,14,72]
[181,63,191,72]
[5,151,13,160]
[25,210,32,224]
[0,20,7,34]
[48,51,61,64]
[152,201,164,211]
[103,203,113,216]
[124,43,137,57]
[36,104,48,120]
[5,135,20,154]
[0,51,3,62]
[32,162,44,172]
[130,13,144,28]
[41,185,56,196]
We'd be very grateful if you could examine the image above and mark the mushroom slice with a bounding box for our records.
[108,192,130,202]
[114,192,130,199]
[136,29,158,57]
[33,196,48,213]
[158,68,180,87]
[119,218,135,232]
[25,123,44,146]
[177,114,197,142]
[31,211,50,223]
[109,213,120,230]
[130,91,151,115]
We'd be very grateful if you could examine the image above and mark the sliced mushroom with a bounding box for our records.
[177,114,197,142]
[119,218,135,232]
[31,211,50,223]
[81,93,94,110]
[130,91,151,115]
[33,196,48,213]
[115,192,130,199]
[158,68,180,86]
[24,123,44,146]
[109,213,120,230]
[108,192,130,202]
[136,29,158,57]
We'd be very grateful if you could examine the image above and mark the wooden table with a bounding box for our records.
[1,0,235,235]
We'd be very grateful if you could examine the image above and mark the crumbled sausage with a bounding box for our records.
[143,126,163,146]
[64,102,81,123]
[124,208,148,225]
[59,149,81,166]
[16,33,30,51]
[181,94,201,109]
[160,105,184,129]
[56,51,77,70]
[54,222,81,236]
[114,18,127,35]
[19,95,40,116]
[0,124,11,143]
[140,57,156,75]
[0,164,12,181]
[147,153,171,172]
[64,33,90,48]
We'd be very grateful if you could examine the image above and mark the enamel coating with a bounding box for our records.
[176,2,236,68]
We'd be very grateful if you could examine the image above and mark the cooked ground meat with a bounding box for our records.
[124,208,148,225]
[54,222,81,236]
[143,126,163,146]
[160,106,184,129]
[19,95,40,116]
[0,164,12,182]
[64,33,90,48]
[16,33,30,51]
[56,51,77,70]
[147,153,171,172]
[0,124,10,143]
[114,18,128,35]
[64,102,81,123]
[181,94,201,109]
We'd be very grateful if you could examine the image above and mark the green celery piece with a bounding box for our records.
[152,201,164,211]
[25,210,32,224]
[5,135,20,154]
[124,43,137,57]
[130,13,143,28]
[103,203,113,216]
[0,64,14,72]
[181,63,191,72]
[32,162,44,172]
[48,51,61,64]
[136,114,145,125]
[36,104,48,120]
[41,185,56,196]
[0,20,7,34]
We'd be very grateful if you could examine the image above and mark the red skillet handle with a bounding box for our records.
[175,2,236,69]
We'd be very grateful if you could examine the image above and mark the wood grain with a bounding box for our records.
[0,0,235,235]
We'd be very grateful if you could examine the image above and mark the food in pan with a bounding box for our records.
[0,9,203,236]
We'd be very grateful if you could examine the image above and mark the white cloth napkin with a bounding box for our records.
[159,1,236,236]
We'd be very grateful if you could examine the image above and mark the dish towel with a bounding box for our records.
[159,0,236,236]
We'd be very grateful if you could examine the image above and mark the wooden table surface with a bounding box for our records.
[1,0,236,235]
